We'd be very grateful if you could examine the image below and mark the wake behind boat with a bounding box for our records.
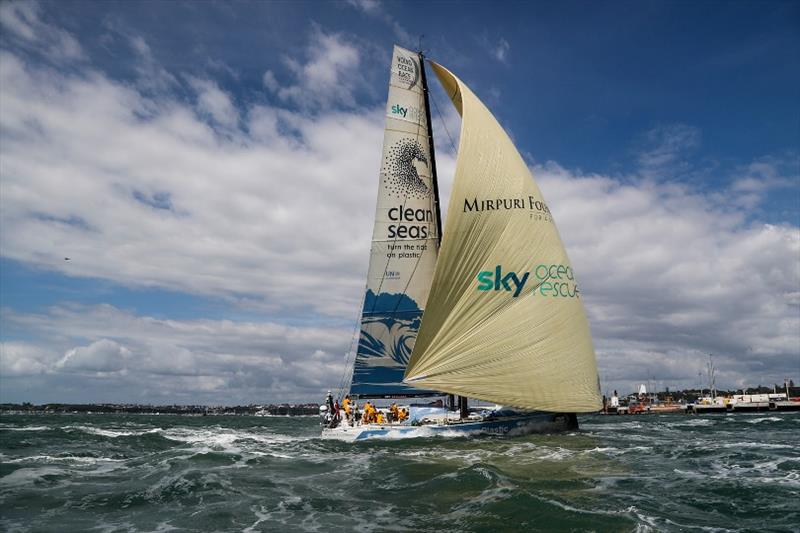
[322,45,601,441]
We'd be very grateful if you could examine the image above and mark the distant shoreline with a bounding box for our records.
[0,403,320,416]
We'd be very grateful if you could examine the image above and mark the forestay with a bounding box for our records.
[349,46,439,398]
[404,61,602,412]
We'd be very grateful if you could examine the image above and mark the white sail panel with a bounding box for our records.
[404,62,601,412]
[350,46,439,398]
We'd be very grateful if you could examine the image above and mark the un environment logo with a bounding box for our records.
[382,138,430,200]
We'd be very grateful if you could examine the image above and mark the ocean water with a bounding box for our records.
[1,413,798,532]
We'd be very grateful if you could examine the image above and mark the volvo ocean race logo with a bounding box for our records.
[396,54,419,89]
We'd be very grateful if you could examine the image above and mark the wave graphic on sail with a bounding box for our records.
[351,290,431,397]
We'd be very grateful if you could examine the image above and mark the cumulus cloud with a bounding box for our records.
[637,123,701,179]
[2,305,351,404]
[128,34,180,93]
[0,47,401,318]
[726,155,798,210]
[57,339,131,373]
[187,77,239,129]
[535,161,799,393]
[495,38,510,63]
[0,0,84,61]
[476,34,511,65]
[0,342,50,376]
[345,0,381,14]
[266,26,364,109]
[344,0,412,45]
[262,69,279,92]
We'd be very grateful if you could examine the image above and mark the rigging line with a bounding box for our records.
[335,287,368,399]
[429,86,458,156]
[388,238,428,319]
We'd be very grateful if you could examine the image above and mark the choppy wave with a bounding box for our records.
[2,412,799,532]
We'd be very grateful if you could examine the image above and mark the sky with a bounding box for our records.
[0,0,798,405]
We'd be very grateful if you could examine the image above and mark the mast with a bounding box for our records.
[418,51,443,249]
[420,50,461,415]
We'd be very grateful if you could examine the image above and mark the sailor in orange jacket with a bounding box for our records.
[363,401,374,424]
[342,395,352,416]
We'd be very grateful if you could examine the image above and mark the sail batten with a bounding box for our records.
[403,61,601,412]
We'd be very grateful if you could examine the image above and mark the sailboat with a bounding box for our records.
[321,45,601,441]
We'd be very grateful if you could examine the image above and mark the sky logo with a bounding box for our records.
[476,266,529,297]
[476,265,580,298]
[390,104,423,124]
[391,104,408,118]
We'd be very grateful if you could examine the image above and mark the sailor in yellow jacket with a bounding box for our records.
[342,395,351,416]
[361,401,371,424]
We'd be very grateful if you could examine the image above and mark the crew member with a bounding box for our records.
[332,400,340,427]
[343,395,351,416]
[325,391,334,414]
[363,401,374,424]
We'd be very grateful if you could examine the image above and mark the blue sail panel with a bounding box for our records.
[349,290,437,398]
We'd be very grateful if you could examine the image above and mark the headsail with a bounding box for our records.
[403,62,602,412]
[349,46,440,398]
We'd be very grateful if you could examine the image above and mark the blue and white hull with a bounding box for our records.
[320,410,577,442]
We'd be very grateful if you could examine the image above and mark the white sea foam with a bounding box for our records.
[0,425,51,432]
[161,427,306,446]
[745,416,783,424]
[582,421,644,431]
[63,425,161,438]
[719,441,795,450]
[243,505,271,533]
[584,445,653,457]
[673,468,705,479]
[668,418,715,427]
[3,454,125,465]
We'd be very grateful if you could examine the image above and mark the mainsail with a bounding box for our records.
[349,46,440,398]
[404,62,602,412]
